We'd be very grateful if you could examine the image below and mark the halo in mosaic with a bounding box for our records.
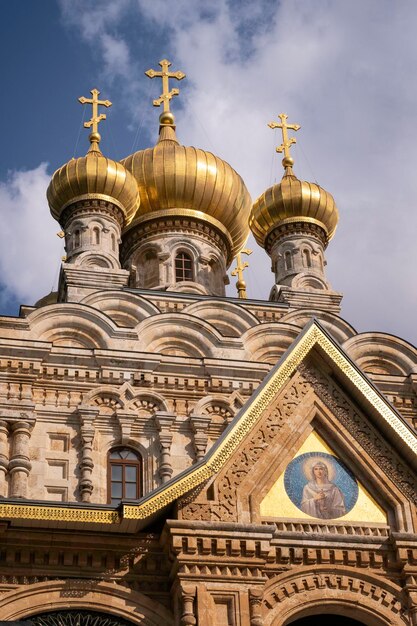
[284,451,358,519]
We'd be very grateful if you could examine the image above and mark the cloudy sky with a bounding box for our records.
[1,0,416,346]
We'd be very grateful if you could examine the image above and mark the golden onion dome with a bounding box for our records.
[249,158,338,249]
[121,118,252,261]
[47,133,140,227]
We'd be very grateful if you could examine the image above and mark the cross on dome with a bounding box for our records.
[145,59,186,114]
[78,88,112,145]
[268,113,301,169]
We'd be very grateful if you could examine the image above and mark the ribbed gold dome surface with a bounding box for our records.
[121,126,252,259]
[47,142,140,226]
[250,168,338,248]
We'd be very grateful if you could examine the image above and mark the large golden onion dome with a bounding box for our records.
[47,133,140,227]
[250,159,338,249]
[250,113,338,250]
[121,116,252,262]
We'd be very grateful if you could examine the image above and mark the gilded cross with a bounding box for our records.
[78,89,112,135]
[145,59,186,112]
[231,248,252,299]
[268,113,300,160]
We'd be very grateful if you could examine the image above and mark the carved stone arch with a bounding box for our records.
[81,291,160,328]
[182,299,259,338]
[28,304,118,349]
[73,251,119,270]
[280,310,356,344]
[0,579,174,625]
[292,271,327,291]
[138,313,227,358]
[263,566,407,626]
[126,391,169,416]
[343,332,417,376]
[193,395,236,426]
[84,386,125,414]
[243,323,299,364]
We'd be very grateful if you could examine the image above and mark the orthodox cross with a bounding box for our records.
[145,59,186,112]
[231,248,252,299]
[78,89,112,135]
[268,113,300,160]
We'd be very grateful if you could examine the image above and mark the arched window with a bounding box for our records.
[74,229,81,248]
[92,227,100,245]
[302,248,312,267]
[111,233,116,251]
[175,252,193,282]
[284,251,292,270]
[108,448,141,504]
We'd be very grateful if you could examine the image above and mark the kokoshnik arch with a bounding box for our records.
[0,59,416,626]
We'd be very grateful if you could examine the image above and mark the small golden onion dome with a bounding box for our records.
[121,114,252,261]
[47,136,140,227]
[249,164,338,249]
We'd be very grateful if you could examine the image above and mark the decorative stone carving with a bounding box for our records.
[263,568,407,626]
[77,406,99,503]
[155,412,176,484]
[179,374,310,520]
[190,415,211,462]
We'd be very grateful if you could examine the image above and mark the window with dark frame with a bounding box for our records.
[175,252,193,281]
[108,448,141,504]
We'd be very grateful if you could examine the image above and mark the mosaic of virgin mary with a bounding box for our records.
[284,452,358,519]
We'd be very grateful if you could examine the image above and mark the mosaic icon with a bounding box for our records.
[284,452,358,519]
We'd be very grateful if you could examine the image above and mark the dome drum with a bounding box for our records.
[59,198,127,230]
[264,218,329,254]
[121,209,233,266]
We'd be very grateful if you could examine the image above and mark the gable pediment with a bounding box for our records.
[174,321,417,528]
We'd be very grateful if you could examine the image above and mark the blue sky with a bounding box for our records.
[1,0,417,346]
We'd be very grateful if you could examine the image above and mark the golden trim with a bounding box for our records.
[123,322,417,519]
[0,503,120,524]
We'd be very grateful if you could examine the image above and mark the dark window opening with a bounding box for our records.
[108,448,141,504]
[175,252,193,281]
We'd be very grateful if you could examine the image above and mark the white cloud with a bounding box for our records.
[54,0,417,345]
[0,164,63,307]
[101,33,131,79]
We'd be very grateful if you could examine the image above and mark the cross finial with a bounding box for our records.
[78,89,112,145]
[145,59,186,114]
[268,113,301,169]
[231,248,252,299]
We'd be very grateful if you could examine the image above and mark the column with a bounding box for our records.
[155,412,176,484]
[78,406,99,503]
[181,585,197,626]
[9,420,32,498]
[0,420,9,497]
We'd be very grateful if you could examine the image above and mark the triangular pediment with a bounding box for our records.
[122,319,417,524]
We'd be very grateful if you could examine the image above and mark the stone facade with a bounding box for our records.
[0,82,416,626]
